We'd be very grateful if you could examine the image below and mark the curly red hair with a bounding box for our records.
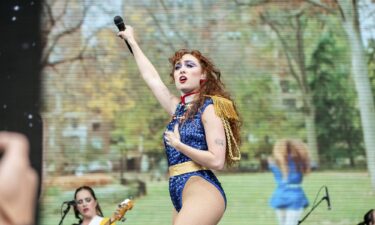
[169,49,241,166]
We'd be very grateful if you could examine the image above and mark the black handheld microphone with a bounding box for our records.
[324,186,331,210]
[114,15,133,54]
[63,200,76,206]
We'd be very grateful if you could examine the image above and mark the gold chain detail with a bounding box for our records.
[222,118,241,161]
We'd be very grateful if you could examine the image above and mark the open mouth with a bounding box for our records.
[179,76,187,84]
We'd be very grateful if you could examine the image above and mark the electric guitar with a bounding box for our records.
[102,199,134,225]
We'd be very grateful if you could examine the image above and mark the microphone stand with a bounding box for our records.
[58,203,71,225]
[298,196,327,224]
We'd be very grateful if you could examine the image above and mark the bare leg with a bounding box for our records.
[172,208,178,224]
[173,176,225,225]
[276,209,286,225]
[284,209,303,225]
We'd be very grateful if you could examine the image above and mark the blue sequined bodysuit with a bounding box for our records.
[164,98,227,212]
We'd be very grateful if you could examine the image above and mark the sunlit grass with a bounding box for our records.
[40,171,374,225]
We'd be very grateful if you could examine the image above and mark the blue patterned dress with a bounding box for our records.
[269,156,309,209]
[163,98,226,212]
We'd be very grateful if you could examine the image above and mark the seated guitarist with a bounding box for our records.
[72,186,132,225]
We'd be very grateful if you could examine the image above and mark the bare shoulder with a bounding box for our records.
[202,104,220,123]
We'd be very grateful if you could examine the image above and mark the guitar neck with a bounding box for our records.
[101,217,115,225]
[102,198,133,225]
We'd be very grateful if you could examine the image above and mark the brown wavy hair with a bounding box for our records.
[169,49,241,166]
[272,139,310,178]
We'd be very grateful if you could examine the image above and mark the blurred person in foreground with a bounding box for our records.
[0,131,38,225]
[268,139,310,225]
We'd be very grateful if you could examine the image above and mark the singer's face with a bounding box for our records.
[75,189,98,219]
[173,54,206,94]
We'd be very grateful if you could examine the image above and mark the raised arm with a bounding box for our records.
[117,25,179,115]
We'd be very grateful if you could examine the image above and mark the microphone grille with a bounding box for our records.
[114,16,123,25]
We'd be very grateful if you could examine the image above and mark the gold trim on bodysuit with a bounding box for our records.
[169,161,207,177]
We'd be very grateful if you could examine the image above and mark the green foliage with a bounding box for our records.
[45,186,61,197]
[308,32,364,167]
[233,75,303,158]
[368,39,375,96]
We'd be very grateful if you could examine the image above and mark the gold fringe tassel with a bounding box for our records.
[209,95,239,120]
[205,95,241,162]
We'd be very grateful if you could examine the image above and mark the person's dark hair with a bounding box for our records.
[358,209,374,225]
[72,186,104,225]
[169,49,241,166]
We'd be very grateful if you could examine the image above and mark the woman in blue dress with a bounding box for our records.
[118,25,241,225]
[268,139,310,225]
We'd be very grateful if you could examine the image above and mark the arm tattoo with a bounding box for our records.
[215,139,225,147]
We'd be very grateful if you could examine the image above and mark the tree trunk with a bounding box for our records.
[296,13,320,167]
[304,100,319,167]
[339,0,375,188]
[347,140,356,168]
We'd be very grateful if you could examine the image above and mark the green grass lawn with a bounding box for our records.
[40,171,375,225]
